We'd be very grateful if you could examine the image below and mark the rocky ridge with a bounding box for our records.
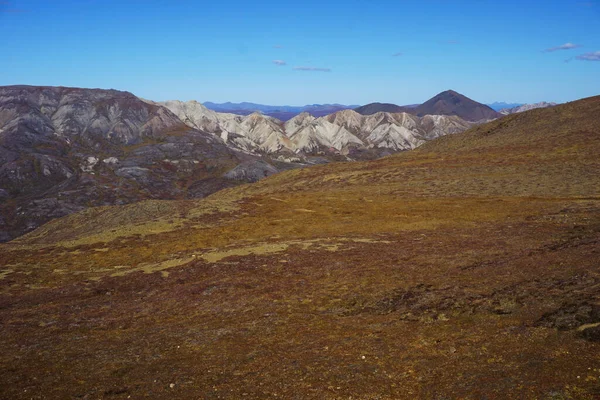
[160,101,473,158]
[0,86,285,242]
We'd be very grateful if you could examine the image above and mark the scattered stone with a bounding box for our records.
[103,157,119,165]
[80,156,99,172]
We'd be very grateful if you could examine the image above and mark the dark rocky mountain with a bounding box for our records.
[0,85,283,242]
[354,102,409,115]
[356,91,502,121]
[412,90,502,121]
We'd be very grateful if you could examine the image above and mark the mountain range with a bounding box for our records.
[0,86,486,242]
[203,102,359,121]
[202,98,555,121]
[0,85,297,242]
[159,100,472,157]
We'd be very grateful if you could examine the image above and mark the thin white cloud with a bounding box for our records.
[392,52,403,57]
[576,51,600,61]
[544,42,582,52]
[272,60,287,66]
[293,66,331,72]
[273,45,283,49]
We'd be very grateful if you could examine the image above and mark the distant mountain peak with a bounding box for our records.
[354,91,500,122]
[441,89,460,96]
[413,90,502,121]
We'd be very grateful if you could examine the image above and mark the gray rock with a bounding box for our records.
[115,167,150,179]
[0,85,264,242]
[224,160,279,182]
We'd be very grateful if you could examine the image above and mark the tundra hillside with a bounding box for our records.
[0,96,599,399]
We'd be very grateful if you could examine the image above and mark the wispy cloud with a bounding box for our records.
[392,52,403,57]
[576,51,600,61]
[544,42,582,52]
[293,66,331,72]
[272,60,287,66]
[273,45,283,49]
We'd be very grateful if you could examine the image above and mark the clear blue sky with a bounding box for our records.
[1,0,599,105]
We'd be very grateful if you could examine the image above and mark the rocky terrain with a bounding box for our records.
[0,86,290,242]
[0,86,478,243]
[161,100,472,157]
[500,101,558,115]
[0,86,480,243]
[0,95,598,399]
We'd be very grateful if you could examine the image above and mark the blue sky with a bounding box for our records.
[1,0,599,105]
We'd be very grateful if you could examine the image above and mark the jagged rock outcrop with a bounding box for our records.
[161,103,473,157]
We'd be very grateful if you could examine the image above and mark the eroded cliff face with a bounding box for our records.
[161,101,473,155]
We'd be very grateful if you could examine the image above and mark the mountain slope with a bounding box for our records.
[323,110,472,151]
[1,96,598,399]
[0,86,277,241]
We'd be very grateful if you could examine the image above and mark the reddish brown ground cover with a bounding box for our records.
[1,97,599,399]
